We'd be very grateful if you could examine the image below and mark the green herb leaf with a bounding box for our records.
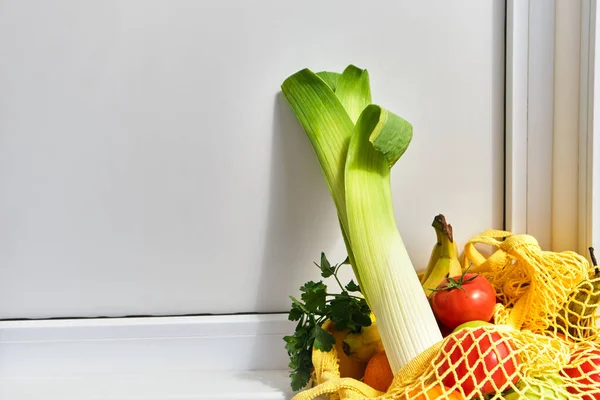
[290,365,312,392]
[284,252,372,391]
[353,305,372,327]
[330,292,371,331]
[345,280,361,293]
[312,324,335,351]
[284,316,315,391]
[300,281,327,313]
[288,304,304,321]
[318,252,335,278]
[283,335,301,353]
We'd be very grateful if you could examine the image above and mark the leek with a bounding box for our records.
[281,65,442,373]
[345,104,442,371]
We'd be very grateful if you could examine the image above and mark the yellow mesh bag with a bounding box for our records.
[463,230,599,340]
[291,231,600,400]
[295,325,572,399]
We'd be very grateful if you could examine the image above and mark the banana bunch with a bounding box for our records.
[342,314,385,362]
[420,214,462,297]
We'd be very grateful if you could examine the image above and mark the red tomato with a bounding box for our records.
[431,273,496,330]
[562,348,600,400]
[436,327,520,396]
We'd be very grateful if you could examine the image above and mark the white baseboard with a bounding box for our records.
[0,314,296,400]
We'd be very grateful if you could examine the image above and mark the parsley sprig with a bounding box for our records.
[283,252,372,391]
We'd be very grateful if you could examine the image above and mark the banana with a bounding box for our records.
[420,218,460,284]
[328,326,367,379]
[342,315,385,362]
[420,223,442,284]
[421,214,462,297]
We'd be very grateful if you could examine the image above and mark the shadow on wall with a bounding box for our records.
[255,92,338,312]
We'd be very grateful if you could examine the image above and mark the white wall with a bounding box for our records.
[0,0,505,319]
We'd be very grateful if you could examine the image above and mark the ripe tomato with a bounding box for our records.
[436,327,520,396]
[431,273,496,330]
[562,348,600,400]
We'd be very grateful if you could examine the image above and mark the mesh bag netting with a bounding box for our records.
[291,230,600,400]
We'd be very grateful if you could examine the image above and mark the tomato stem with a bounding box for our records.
[430,266,477,293]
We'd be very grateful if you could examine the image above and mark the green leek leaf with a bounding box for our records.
[335,65,372,124]
[315,71,341,92]
[281,68,370,292]
[281,69,353,210]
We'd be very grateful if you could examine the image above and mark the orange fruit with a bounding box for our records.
[363,350,394,392]
[408,385,464,399]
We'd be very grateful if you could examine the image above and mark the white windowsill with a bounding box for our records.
[1,370,293,400]
[0,314,296,400]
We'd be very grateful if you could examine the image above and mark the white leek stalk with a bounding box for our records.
[345,104,442,372]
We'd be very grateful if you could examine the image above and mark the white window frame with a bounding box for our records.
[506,0,557,250]
[506,0,598,256]
[580,0,600,256]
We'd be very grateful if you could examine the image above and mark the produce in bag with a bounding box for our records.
[561,342,600,399]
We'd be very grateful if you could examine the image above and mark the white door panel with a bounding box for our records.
[0,0,505,318]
